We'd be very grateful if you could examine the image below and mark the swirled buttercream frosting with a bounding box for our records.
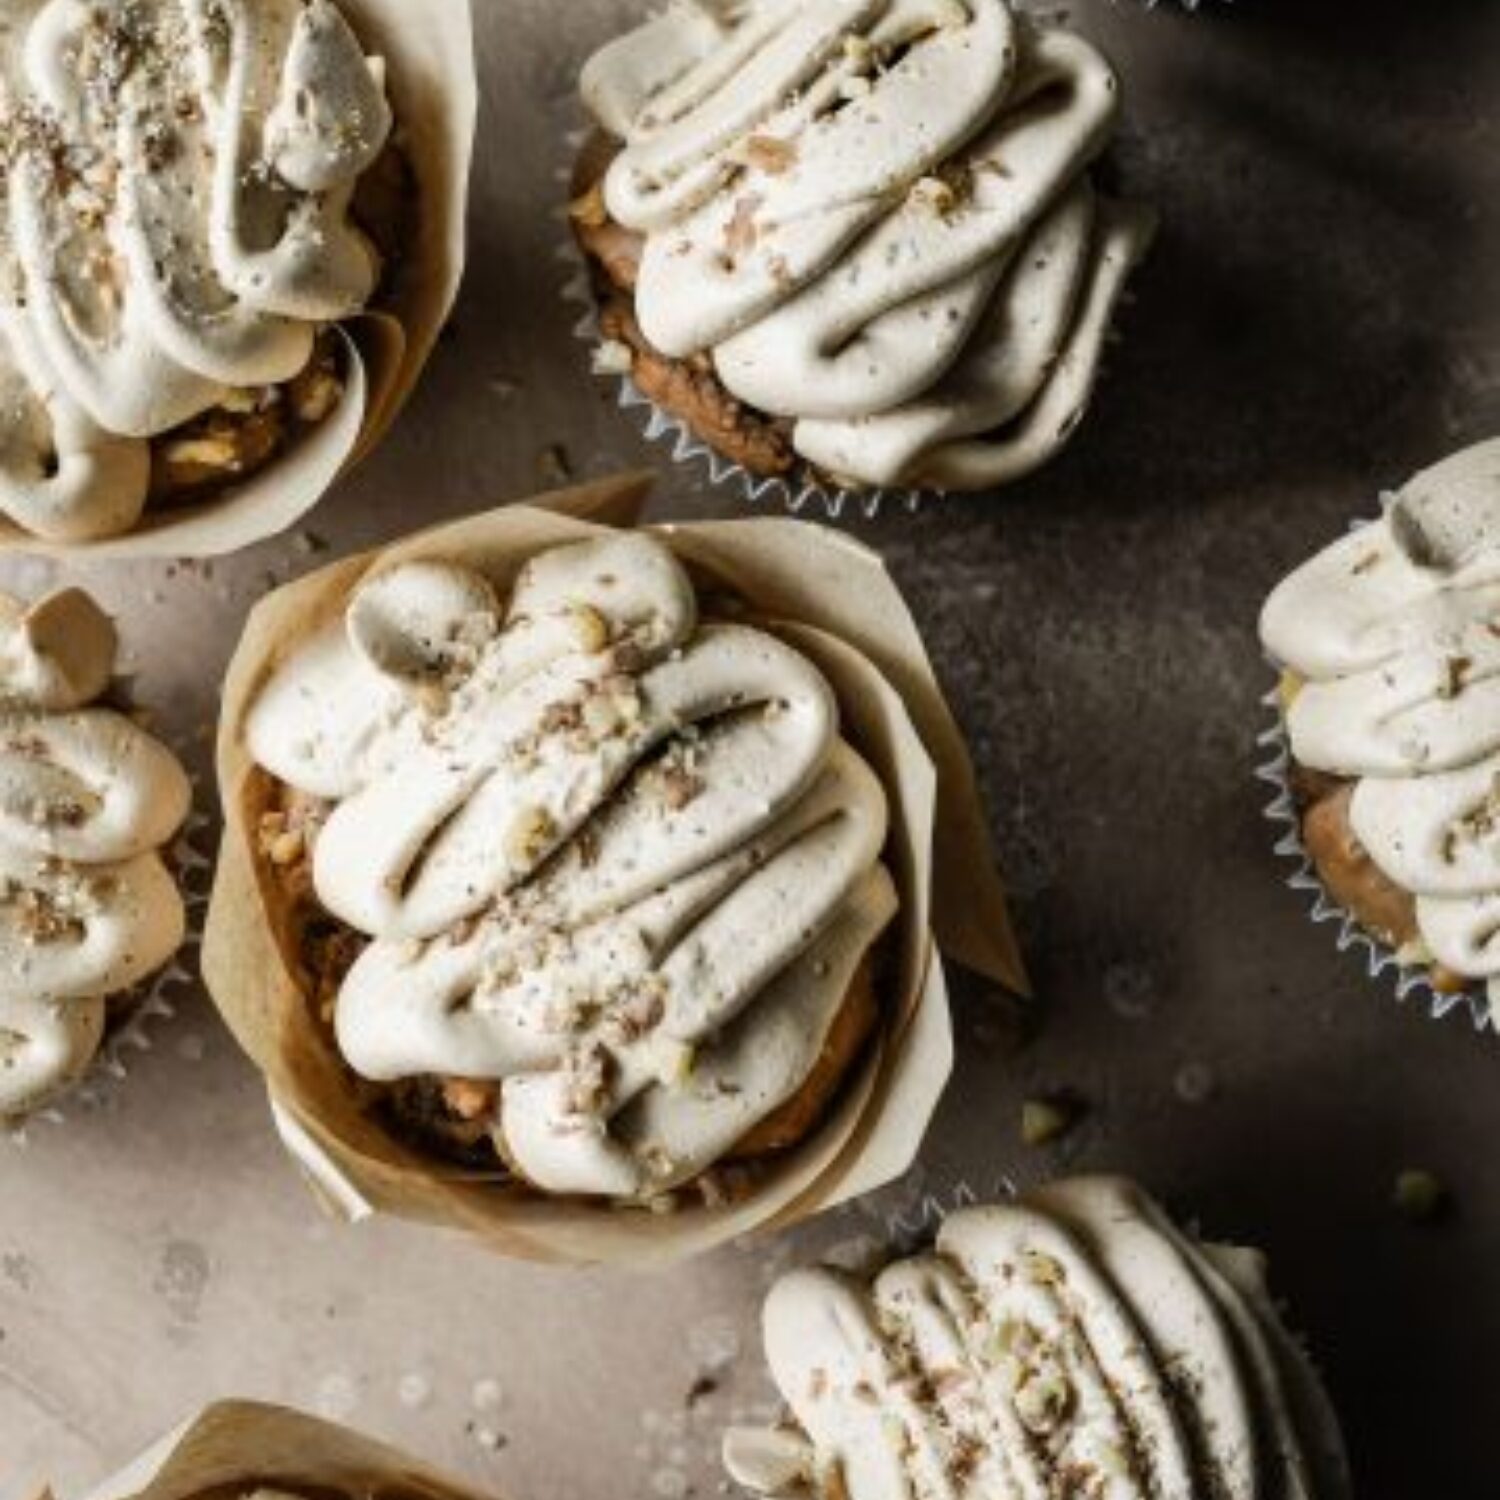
[1261,439,1500,1008]
[724,1176,1351,1500]
[576,0,1155,493]
[0,0,394,541]
[246,533,898,1201]
[0,587,191,1117]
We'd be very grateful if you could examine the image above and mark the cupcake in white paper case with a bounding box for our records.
[0,0,475,556]
[0,585,192,1121]
[568,0,1156,511]
[1260,437,1500,1027]
[724,1174,1351,1500]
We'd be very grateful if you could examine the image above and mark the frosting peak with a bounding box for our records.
[248,534,898,1199]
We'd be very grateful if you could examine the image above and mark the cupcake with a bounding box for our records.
[0,586,191,1121]
[571,0,1155,501]
[724,1175,1351,1499]
[66,1400,495,1500]
[1260,438,1500,1023]
[0,0,475,554]
[204,476,1025,1263]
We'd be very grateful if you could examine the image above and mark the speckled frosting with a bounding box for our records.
[246,533,897,1201]
[0,0,393,541]
[1261,439,1500,1006]
[724,1176,1350,1500]
[581,0,1155,491]
[0,587,191,1117]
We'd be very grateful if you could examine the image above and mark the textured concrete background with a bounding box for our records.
[5,2,1500,1497]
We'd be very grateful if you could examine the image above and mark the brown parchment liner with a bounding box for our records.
[72,1401,495,1500]
[203,473,1027,1266]
[0,0,476,560]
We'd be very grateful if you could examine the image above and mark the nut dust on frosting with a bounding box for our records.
[247,533,899,1202]
[725,1176,1352,1500]
[0,0,392,541]
[580,0,1156,491]
[0,587,191,1118]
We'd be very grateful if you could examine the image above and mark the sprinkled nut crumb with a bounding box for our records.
[1393,1168,1448,1223]
[1020,1095,1082,1147]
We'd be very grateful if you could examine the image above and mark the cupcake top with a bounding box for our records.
[724,1176,1350,1500]
[0,587,191,1117]
[246,532,897,1200]
[1261,438,1500,999]
[580,0,1154,491]
[0,0,393,542]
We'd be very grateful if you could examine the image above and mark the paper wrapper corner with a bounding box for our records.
[204,475,1024,1266]
[77,1401,496,1500]
[0,0,477,560]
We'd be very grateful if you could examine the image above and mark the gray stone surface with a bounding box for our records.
[5,2,1500,1498]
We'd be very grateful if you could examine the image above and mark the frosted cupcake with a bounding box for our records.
[725,1175,1351,1499]
[571,0,1155,499]
[205,481,1024,1262]
[1261,438,1500,1022]
[0,587,191,1120]
[0,0,475,553]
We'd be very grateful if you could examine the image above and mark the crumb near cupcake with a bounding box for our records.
[238,532,902,1209]
[573,0,1156,496]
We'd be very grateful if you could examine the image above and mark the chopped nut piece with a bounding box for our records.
[505,805,556,867]
[1020,1094,1082,1147]
[1393,1168,1448,1223]
[740,134,797,175]
[569,603,611,655]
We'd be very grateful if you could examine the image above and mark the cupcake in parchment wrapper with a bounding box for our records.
[203,472,1027,1266]
[1258,437,1500,1032]
[723,1174,1351,1500]
[564,0,1155,519]
[61,1401,496,1500]
[0,586,202,1131]
[0,0,476,558]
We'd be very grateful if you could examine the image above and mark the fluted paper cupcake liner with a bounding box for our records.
[555,134,930,523]
[1256,688,1493,1032]
[3,797,214,1142]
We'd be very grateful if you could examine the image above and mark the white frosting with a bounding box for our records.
[0,0,392,541]
[582,0,1154,491]
[1261,439,1500,1001]
[725,1176,1350,1500]
[246,534,897,1199]
[0,588,190,1117]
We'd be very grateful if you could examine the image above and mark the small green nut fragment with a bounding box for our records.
[1021,1096,1081,1148]
[1393,1168,1448,1223]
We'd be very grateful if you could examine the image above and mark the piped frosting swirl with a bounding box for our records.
[0,587,191,1117]
[0,0,393,541]
[246,533,897,1200]
[1261,438,1500,1005]
[581,0,1155,491]
[724,1176,1350,1500]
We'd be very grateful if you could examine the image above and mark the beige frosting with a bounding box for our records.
[1261,438,1500,1004]
[246,534,897,1200]
[581,0,1154,491]
[0,588,191,1117]
[0,0,393,541]
[724,1176,1350,1500]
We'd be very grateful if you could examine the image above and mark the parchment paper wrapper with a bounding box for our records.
[1,0,476,560]
[72,1401,496,1500]
[1256,687,1493,1033]
[203,472,1027,1266]
[557,135,931,524]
